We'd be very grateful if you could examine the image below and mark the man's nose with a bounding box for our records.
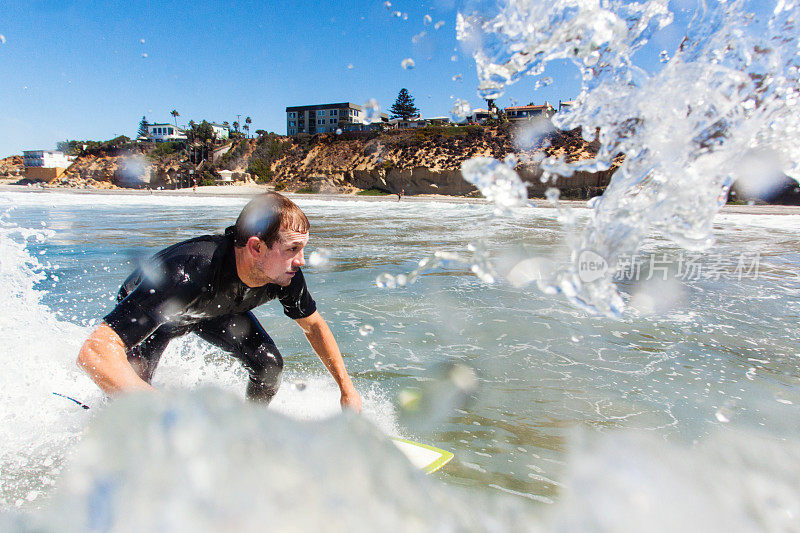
[294,250,305,267]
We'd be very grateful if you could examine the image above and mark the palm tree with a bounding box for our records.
[170,109,180,128]
[233,121,240,134]
[245,116,252,138]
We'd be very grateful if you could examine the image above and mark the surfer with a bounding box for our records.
[77,192,362,411]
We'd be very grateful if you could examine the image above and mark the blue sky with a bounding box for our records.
[1,0,705,157]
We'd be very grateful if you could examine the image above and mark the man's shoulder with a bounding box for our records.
[156,232,229,263]
[150,232,231,286]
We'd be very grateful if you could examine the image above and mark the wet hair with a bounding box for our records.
[233,192,309,248]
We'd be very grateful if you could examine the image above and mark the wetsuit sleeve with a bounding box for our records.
[103,258,205,348]
[278,269,317,319]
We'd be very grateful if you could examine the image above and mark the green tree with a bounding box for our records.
[232,120,240,133]
[244,116,252,138]
[196,120,214,143]
[137,116,149,139]
[390,88,420,120]
[170,109,180,127]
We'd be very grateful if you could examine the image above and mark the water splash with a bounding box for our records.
[458,0,800,316]
[461,156,529,211]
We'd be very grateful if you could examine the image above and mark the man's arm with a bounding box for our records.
[77,323,156,395]
[295,310,362,412]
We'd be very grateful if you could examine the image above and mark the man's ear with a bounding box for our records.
[246,236,263,255]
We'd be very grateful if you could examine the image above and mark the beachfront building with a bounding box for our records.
[558,100,575,112]
[504,103,556,121]
[286,102,388,135]
[146,123,187,142]
[22,150,75,182]
[385,117,426,130]
[425,117,451,126]
[469,108,491,124]
[209,123,230,140]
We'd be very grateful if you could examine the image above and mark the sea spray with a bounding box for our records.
[0,216,98,508]
[458,0,800,316]
[16,390,539,532]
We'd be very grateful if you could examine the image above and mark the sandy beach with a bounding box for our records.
[1,181,799,215]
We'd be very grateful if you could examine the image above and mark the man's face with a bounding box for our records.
[253,227,309,286]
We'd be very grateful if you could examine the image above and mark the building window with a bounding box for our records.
[288,112,296,118]
[289,120,296,127]
[317,119,325,125]
[168,128,173,134]
[329,118,336,124]
[330,109,338,116]
[318,110,326,116]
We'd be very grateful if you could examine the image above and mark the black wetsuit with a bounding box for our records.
[103,226,316,401]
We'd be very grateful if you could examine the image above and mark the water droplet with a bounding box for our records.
[659,50,670,63]
[292,381,307,391]
[423,14,432,25]
[335,128,342,135]
[360,98,381,124]
[142,53,148,58]
[452,73,463,82]
[140,38,145,44]
[383,1,391,8]
[412,31,426,44]
[450,55,458,62]
[0,35,6,44]
[450,99,471,122]
[545,187,560,204]
[359,324,374,336]
[434,21,445,29]
[401,58,415,70]
[347,63,354,70]
[308,248,331,267]
[375,273,396,289]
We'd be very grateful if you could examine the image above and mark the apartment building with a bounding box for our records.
[286,102,388,135]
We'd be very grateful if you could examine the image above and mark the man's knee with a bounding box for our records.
[244,343,283,403]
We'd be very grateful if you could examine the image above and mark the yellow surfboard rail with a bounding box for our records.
[391,437,454,474]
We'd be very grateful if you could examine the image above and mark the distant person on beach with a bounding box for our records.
[77,192,362,411]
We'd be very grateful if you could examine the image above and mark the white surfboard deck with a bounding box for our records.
[391,437,454,474]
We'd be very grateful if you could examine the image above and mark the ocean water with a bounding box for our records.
[1,190,799,531]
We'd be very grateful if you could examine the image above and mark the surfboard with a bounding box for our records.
[391,437,454,474]
[53,393,454,473]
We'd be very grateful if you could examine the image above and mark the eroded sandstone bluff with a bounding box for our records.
[2,126,618,197]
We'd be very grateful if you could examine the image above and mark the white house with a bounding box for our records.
[209,123,230,140]
[22,150,75,182]
[23,150,74,168]
[146,123,187,142]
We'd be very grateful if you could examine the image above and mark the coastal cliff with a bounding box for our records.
[1,125,616,198]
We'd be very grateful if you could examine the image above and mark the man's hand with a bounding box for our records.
[340,388,363,413]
